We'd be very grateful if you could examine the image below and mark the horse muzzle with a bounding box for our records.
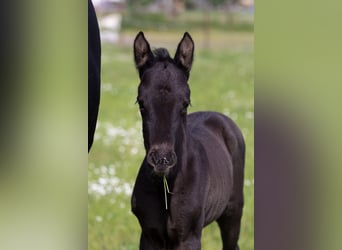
[147,146,177,176]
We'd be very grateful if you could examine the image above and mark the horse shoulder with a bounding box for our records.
[188,111,245,163]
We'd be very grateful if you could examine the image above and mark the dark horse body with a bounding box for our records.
[88,0,101,151]
[131,32,245,250]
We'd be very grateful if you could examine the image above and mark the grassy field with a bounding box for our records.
[121,9,254,32]
[88,30,253,249]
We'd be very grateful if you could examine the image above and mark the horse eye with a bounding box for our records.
[181,102,189,115]
[137,101,145,112]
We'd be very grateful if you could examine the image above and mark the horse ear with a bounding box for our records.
[133,32,153,70]
[174,32,194,72]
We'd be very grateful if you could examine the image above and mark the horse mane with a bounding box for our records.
[153,48,171,61]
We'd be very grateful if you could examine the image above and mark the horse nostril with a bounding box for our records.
[171,152,177,165]
[147,151,157,166]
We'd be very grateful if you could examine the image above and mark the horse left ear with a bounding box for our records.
[174,32,194,72]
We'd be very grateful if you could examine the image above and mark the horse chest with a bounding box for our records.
[166,194,203,241]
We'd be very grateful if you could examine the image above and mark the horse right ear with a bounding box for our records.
[133,32,153,72]
[174,32,194,73]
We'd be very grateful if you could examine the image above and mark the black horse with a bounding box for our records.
[131,32,245,250]
[88,0,101,151]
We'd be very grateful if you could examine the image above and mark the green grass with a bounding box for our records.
[89,30,253,249]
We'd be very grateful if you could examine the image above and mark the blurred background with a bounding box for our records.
[89,0,254,249]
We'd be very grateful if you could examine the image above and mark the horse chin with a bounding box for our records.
[153,165,172,177]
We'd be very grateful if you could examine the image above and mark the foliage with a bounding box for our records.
[127,0,155,6]
[208,0,227,6]
[121,9,253,32]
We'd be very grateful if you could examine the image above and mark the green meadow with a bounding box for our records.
[89,30,253,249]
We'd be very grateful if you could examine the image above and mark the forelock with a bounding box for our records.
[153,48,171,61]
